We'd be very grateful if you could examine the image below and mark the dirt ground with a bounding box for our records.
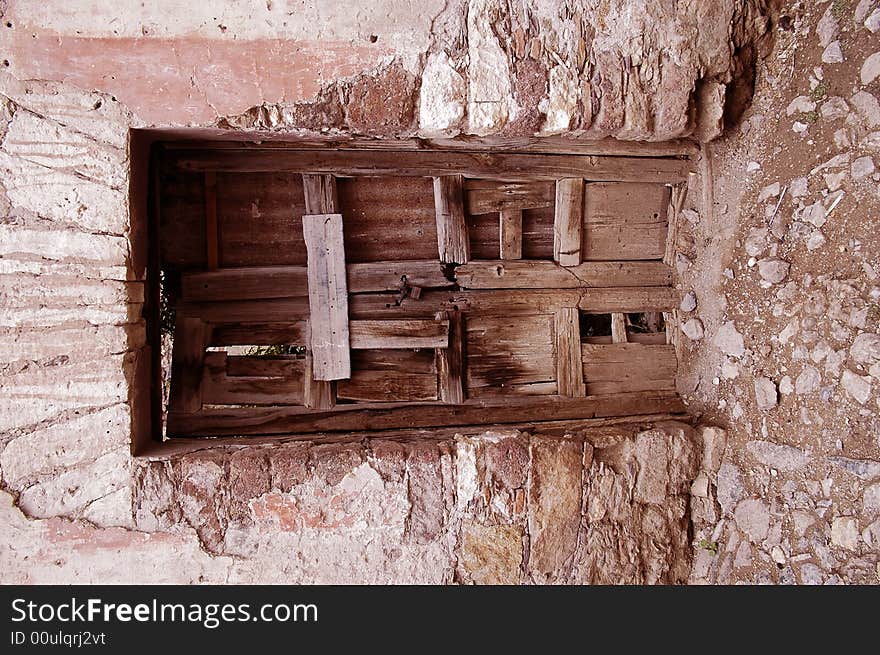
[679,0,880,583]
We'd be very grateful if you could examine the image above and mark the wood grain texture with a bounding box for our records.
[433,175,470,264]
[583,182,671,261]
[554,178,584,267]
[499,209,523,260]
[338,346,438,402]
[302,173,339,213]
[348,319,449,349]
[436,309,465,404]
[302,213,351,381]
[466,314,555,392]
[210,321,307,346]
[555,308,586,397]
[303,347,336,410]
[346,260,452,292]
[167,149,690,182]
[455,260,673,289]
[177,298,310,323]
[611,313,628,343]
[204,171,219,270]
[581,343,677,394]
[168,316,211,414]
[465,180,554,214]
[201,352,304,406]
[166,390,687,437]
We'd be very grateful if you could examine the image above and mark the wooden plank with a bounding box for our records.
[433,175,470,264]
[611,313,628,343]
[168,316,211,414]
[338,369,438,402]
[302,173,339,213]
[499,209,523,260]
[555,308,586,397]
[582,343,677,395]
[182,260,452,302]
[225,355,305,377]
[583,182,671,260]
[166,390,687,437]
[210,321,307,347]
[177,298,309,323]
[436,310,465,404]
[554,178,583,267]
[167,149,691,183]
[349,319,449,349]
[468,382,558,399]
[201,352,304,406]
[465,180,554,214]
[160,136,698,158]
[466,314,555,391]
[302,213,351,381]
[303,347,335,409]
[204,172,219,269]
[454,260,673,289]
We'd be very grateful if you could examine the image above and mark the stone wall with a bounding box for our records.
[0,0,778,584]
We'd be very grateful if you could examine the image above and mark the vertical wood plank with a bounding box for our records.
[436,309,465,404]
[302,173,340,405]
[168,316,211,413]
[554,178,583,267]
[611,312,628,343]
[433,175,470,264]
[302,213,351,381]
[499,208,523,260]
[555,307,585,397]
[204,171,219,269]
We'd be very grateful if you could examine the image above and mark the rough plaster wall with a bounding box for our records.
[0,0,777,583]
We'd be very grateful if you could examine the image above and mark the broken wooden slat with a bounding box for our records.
[349,319,449,350]
[201,352,305,406]
[466,314,555,391]
[204,171,219,269]
[555,307,586,397]
[166,390,687,437]
[611,313,628,344]
[465,180,554,214]
[433,175,470,264]
[436,309,465,404]
[210,321,307,347]
[167,149,691,183]
[554,178,584,267]
[499,209,523,260]
[454,260,673,289]
[177,298,310,323]
[168,316,211,414]
[302,212,350,381]
[581,343,677,395]
[583,182,671,261]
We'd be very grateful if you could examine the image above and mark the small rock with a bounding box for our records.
[754,377,778,410]
[757,257,790,284]
[681,208,699,224]
[850,90,880,128]
[789,177,809,197]
[771,546,787,565]
[855,0,874,24]
[796,365,822,394]
[807,231,827,251]
[863,483,880,517]
[799,563,824,585]
[841,369,872,404]
[862,52,880,85]
[786,96,817,116]
[792,121,808,133]
[675,252,692,274]
[822,41,844,64]
[745,226,769,257]
[851,333,880,363]
[824,171,846,191]
[779,375,794,394]
[680,291,697,312]
[867,8,880,33]
[820,96,850,120]
[746,440,810,472]
[852,156,876,179]
[816,6,839,48]
[735,498,771,542]
[682,318,705,341]
[714,321,745,358]
[830,456,880,480]
[779,318,799,345]
[833,128,851,148]
[831,516,860,551]
[721,358,740,379]
[758,182,781,202]
[717,463,745,515]
[803,201,827,228]
[746,160,761,172]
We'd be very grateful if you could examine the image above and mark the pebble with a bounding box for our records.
[820,96,849,120]
[841,369,872,404]
[822,41,844,64]
[746,161,761,172]
[796,364,822,394]
[789,176,809,197]
[757,257,791,284]
[757,181,781,202]
[824,171,846,191]
[850,332,880,363]
[786,96,816,115]
[850,90,880,128]
[833,128,851,148]
[831,517,860,551]
[682,318,705,341]
[779,375,794,395]
[734,498,771,542]
[714,321,746,357]
[680,291,697,312]
[862,52,880,85]
[852,156,876,179]
[867,8,880,33]
[816,6,838,47]
[745,226,769,256]
[754,377,778,410]
[807,231,827,251]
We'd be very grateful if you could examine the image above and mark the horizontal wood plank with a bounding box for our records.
[466,314,555,390]
[584,182,671,260]
[166,149,690,183]
[166,390,687,437]
[177,298,309,323]
[582,343,677,395]
[337,369,438,402]
[455,260,673,289]
[210,321,307,346]
[349,319,449,349]
[201,352,304,406]
[225,355,305,377]
[465,180,554,214]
